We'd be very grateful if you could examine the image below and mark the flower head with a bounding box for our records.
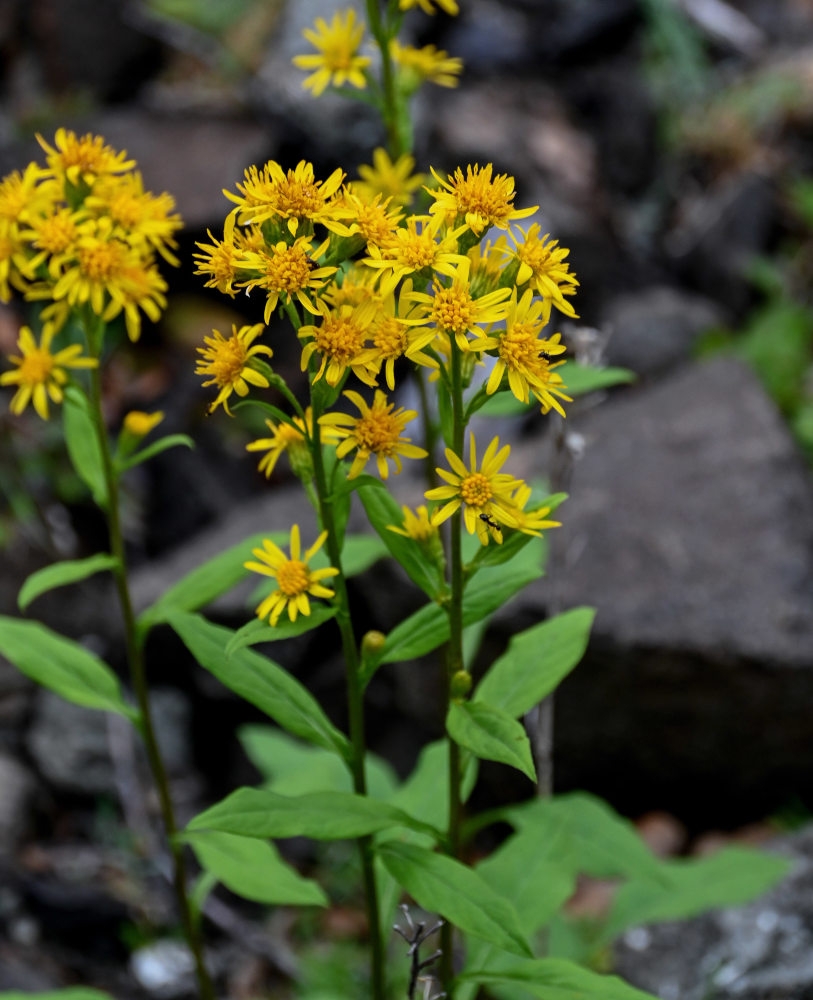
[195,323,272,415]
[369,280,436,389]
[429,163,536,235]
[501,224,579,321]
[246,407,338,480]
[245,525,339,626]
[36,130,135,187]
[425,434,522,543]
[123,410,164,437]
[391,40,462,89]
[509,483,561,537]
[225,160,347,236]
[298,299,381,387]
[387,504,438,541]
[1,325,96,419]
[354,148,425,207]
[85,171,182,265]
[363,212,467,295]
[320,389,427,479]
[292,9,371,97]
[238,236,336,321]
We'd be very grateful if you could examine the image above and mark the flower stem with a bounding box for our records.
[84,328,214,1000]
[415,366,439,491]
[440,340,466,994]
[309,389,385,1000]
[365,0,406,157]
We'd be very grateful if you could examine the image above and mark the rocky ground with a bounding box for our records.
[3,0,813,996]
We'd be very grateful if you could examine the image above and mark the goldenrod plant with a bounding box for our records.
[0,4,792,1000]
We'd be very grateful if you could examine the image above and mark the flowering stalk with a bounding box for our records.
[440,336,465,992]
[82,314,215,1000]
[365,0,408,157]
[307,385,386,1000]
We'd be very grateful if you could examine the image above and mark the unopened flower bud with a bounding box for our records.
[450,670,472,700]
[361,630,387,660]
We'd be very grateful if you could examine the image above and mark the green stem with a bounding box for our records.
[365,0,405,157]
[309,388,385,1000]
[415,367,438,490]
[440,340,465,994]
[85,325,214,1000]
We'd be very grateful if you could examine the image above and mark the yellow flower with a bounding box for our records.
[339,188,403,248]
[354,148,425,207]
[237,236,337,321]
[429,163,537,235]
[509,483,561,537]
[425,434,522,544]
[292,8,371,96]
[319,389,427,480]
[370,280,436,390]
[1,325,96,420]
[224,159,348,237]
[472,288,567,404]
[323,262,382,309]
[19,206,87,279]
[406,258,511,352]
[0,226,33,302]
[195,323,272,415]
[501,224,579,321]
[391,40,462,89]
[0,163,51,229]
[400,0,459,13]
[387,504,437,541]
[298,299,381,387]
[50,216,133,315]
[245,407,339,479]
[105,260,169,342]
[245,524,339,626]
[193,216,244,297]
[36,130,135,187]
[123,410,164,437]
[363,212,468,295]
[85,172,182,265]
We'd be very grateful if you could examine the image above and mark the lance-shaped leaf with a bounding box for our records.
[458,957,659,999]
[18,554,120,611]
[475,607,595,717]
[363,541,544,682]
[186,830,327,906]
[388,739,478,830]
[0,991,115,1000]
[447,701,536,781]
[63,387,106,507]
[378,842,532,958]
[165,610,350,761]
[357,483,443,599]
[116,433,194,473]
[225,604,338,657]
[0,616,137,721]
[187,787,440,841]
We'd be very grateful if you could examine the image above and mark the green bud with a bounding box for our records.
[361,630,387,660]
[450,670,472,700]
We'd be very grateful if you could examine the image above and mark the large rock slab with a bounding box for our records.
[505,357,813,822]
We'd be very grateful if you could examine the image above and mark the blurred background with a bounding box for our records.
[2,0,813,996]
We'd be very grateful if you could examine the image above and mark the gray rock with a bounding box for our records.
[615,826,813,1000]
[601,285,726,376]
[0,753,36,853]
[505,357,813,819]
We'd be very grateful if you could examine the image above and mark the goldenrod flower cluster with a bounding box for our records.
[0,130,181,419]
[196,153,577,576]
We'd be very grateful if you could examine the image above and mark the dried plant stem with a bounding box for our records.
[85,331,215,1000]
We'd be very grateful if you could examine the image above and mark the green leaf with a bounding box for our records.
[364,540,544,682]
[447,701,536,781]
[357,483,443,599]
[378,842,532,958]
[0,991,115,1000]
[475,608,595,717]
[225,604,338,657]
[600,846,791,942]
[186,830,327,906]
[239,724,398,799]
[187,787,440,841]
[18,554,119,610]
[63,386,107,507]
[438,387,454,448]
[165,610,350,761]
[506,793,664,883]
[116,433,194,472]
[458,957,659,1000]
[0,616,136,721]
[340,533,389,576]
[388,739,478,831]
[138,532,285,630]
